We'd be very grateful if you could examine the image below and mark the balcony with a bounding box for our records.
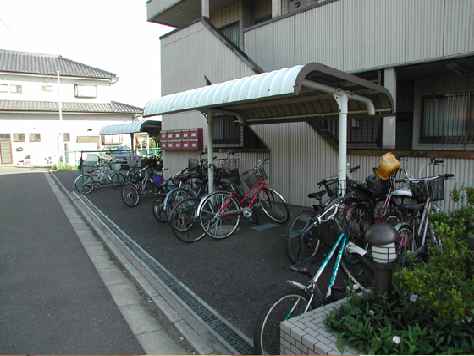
[146,0,200,28]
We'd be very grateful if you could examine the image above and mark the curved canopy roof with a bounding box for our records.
[100,119,161,135]
[144,63,394,124]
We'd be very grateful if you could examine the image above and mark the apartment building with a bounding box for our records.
[0,49,142,166]
[147,0,474,208]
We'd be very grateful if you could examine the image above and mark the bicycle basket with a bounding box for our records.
[410,176,445,202]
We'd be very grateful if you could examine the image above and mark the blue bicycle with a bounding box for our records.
[253,198,375,354]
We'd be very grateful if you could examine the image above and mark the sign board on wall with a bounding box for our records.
[160,128,203,151]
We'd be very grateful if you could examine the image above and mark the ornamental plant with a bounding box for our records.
[326,204,474,354]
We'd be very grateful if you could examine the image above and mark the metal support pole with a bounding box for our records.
[334,93,348,196]
[206,112,214,193]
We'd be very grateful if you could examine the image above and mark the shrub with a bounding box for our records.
[326,206,474,354]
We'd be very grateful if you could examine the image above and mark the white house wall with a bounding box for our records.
[244,0,474,73]
[0,73,113,103]
[0,113,132,166]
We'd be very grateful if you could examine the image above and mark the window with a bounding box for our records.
[74,84,97,98]
[212,116,267,150]
[212,116,243,147]
[102,134,123,145]
[13,133,25,142]
[76,136,100,144]
[0,83,22,94]
[29,133,41,142]
[42,84,54,92]
[10,84,22,94]
[0,134,11,140]
[421,91,474,144]
[63,133,70,142]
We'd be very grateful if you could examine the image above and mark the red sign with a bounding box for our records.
[160,128,203,152]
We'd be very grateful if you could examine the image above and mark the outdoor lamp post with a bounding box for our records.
[364,223,399,293]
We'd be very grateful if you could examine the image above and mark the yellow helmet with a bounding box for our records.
[375,152,400,180]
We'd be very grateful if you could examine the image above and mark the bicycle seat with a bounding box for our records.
[307,191,325,200]
[399,202,425,211]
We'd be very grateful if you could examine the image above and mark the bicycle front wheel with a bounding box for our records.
[74,174,92,194]
[253,289,309,355]
[121,184,140,207]
[259,189,289,224]
[169,198,206,243]
[199,192,241,240]
[152,195,168,223]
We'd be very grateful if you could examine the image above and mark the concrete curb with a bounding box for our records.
[49,173,253,355]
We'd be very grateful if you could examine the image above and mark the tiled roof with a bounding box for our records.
[0,99,142,114]
[0,49,116,79]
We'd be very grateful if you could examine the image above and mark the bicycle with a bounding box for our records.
[74,156,126,194]
[387,158,455,260]
[121,165,162,207]
[197,159,289,240]
[253,197,378,354]
[286,165,361,266]
[168,156,241,243]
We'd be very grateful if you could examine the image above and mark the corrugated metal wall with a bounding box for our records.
[251,122,339,206]
[160,20,263,177]
[245,0,474,72]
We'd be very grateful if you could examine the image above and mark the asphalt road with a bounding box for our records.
[0,172,143,354]
[55,171,308,337]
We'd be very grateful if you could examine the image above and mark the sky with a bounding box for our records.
[0,0,173,108]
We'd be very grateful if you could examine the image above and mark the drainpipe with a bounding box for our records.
[206,111,214,193]
[334,93,348,195]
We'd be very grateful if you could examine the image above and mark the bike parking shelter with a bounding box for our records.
[100,119,162,151]
[143,63,394,194]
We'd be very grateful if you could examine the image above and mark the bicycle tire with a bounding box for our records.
[199,191,241,240]
[342,253,375,293]
[253,288,310,355]
[121,184,140,207]
[287,212,320,265]
[111,172,126,186]
[152,196,168,223]
[73,174,92,194]
[169,198,206,243]
[259,188,290,224]
[164,188,192,218]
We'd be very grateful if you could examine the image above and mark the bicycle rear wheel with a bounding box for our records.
[121,184,140,207]
[164,188,192,219]
[253,289,310,355]
[287,213,320,265]
[342,253,375,293]
[199,192,241,240]
[169,198,206,243]
[259,189,289,224]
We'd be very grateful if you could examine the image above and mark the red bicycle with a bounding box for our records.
[197,159,289,239]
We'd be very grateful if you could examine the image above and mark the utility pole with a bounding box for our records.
[57,70,64,166]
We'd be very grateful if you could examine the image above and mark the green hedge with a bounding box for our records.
[326,206,474,354]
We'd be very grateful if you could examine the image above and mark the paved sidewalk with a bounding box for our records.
[0,172,184,354]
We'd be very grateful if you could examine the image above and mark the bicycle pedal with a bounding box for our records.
[242,207,253,218]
